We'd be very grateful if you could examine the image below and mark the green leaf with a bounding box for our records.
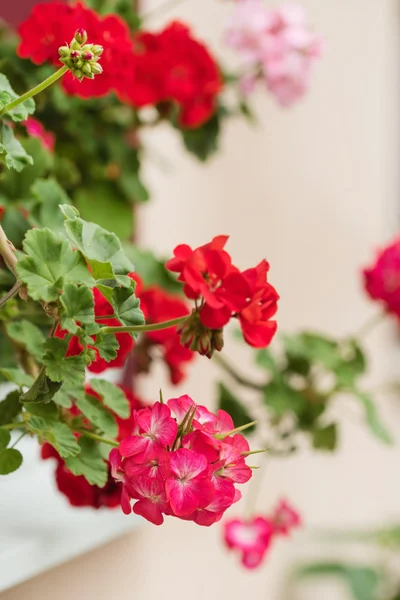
[24,401,58,419]
[0,123,33,172]
[61,205,134,280]
[263,379,306,417]
[52,380,86,409]
[93,333,119,363]
[118,172,149,203]
[16,228,94,302]
[312,423,337,451]
[217,382,256,433]
[335,341,367,388]
[65,437,108,487]
[5,320,45,361]
[294,563,380,600]
[0,448,23,474]
[181,111,221,162]
[60,282,96,334]
[124,245,183,293]
[76,394,118,438]
[0,427,11,449]
[0,73,35,122]
[98,283,144,335]
[30,178,72,234]
[28,416,80,458]
[0,391,22,425]
[20,375,62,404]
[89,378,130,418]
[42,337,86,383]
[353,391,393,445]
[0,368,34,388]
[254,348,278,375]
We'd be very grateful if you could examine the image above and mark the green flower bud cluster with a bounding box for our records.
[58,29,103,82]
[177,310,224,358]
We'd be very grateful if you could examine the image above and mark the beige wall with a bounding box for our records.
[3,1,400,598]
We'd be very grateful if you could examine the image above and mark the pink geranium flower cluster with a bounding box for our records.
[224,499,301,569]
[109,395,254,526]
[225,1,323,106]
[363,236,400,318]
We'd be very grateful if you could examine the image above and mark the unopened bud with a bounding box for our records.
[212,329,224,352]
[58,45,70,56]
[70,50,80,59]
[90,62,103,75]
[92,44,104,56]
[82,52,94,60]
[198,333,212,356]
[74,28,88,45]
[81,63,92,75]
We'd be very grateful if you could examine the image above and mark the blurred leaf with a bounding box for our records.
[30,177,71,233]
[52,380,86,409]
[295,563,380,600]
[255,348,279,375]
[118,172,149,204]
[353,390,393,445]
[20,374,62,404]
[24,401,58,419]
[76,393,118,438]
[263,379,305,417]
[312,423,337,451]
[0,448,23,474]
[0,427,10,449]
[217,382,256,432]
[65,437,108,487]
[89,378,130,419]
[0,368,34,388]
[0,73,35,122]
[124,245,183,293]
[181,111,221,162]
[0,123,33,172]
[0,204,31,248]
[6,320,45,360]
[0,390,22,425]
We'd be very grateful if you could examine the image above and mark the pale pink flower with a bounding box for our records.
[271,498,302,535]
[224,516,274,569]
[225,1,323,106]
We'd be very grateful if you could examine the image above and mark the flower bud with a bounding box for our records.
[74,28,88,45]
[91,44,104,56]
[178,310,225,359]
[90,62,103,75]
[212,329,224,352]
[81,63,92,75]
[58,45,70,56]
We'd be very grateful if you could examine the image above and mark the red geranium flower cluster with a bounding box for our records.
[224,499,301,569]
[42,385,144,509]
[166,236,279,350]
[363,236,400,317]
[124,22,222,127]
[18,1,134,100]
[133,275,194,384]
[110,395,253,526]
[18,3,222,127]
[55,285,134,373]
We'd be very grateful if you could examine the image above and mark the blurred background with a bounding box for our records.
[1,1,400,599]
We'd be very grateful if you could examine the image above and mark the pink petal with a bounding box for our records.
[165,476,214,517]
[119,435,149,457]
[169,448,208,480]
[121,486,132,515]
[133,498,164,525]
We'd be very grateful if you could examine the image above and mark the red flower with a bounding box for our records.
[363,237,400,317]
[166,238,279,350]
[271,498,302,535]
[22,117,55,152]
[126,22,222,128]
[55,286,134,373]
[135,276,194,384]
[41,386,144,509]
[18,2,133,100]
[110,394,254,526]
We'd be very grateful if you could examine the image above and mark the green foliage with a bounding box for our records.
[42,337,86,383]
[52,380,86,409]
[5,319,45,360]
[0,427,10,448]
[181,110,221,162]
[312,423,337,451]
[98,282,144,335]
[0,448,23,474]
[76,393,118,438]
[0,391,22,425]
[60,282,96,334]
[20,373,62,404]
[75,183,133,240]
[217,382,256,432]
[16,227,94,301]
[125,245,183,293]
[89,378,130,419]
[0,73,35,122]
[354,391,393,445]
[0,368,34,388]
[29,178,71,233]
[294,563,380,600]
[0,123,34,171]
[93,333,119,363]
[65,437,108,487]
[28,415,80,458]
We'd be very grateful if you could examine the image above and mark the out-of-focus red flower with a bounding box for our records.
[363,237,400,317]
[22,117,55,151]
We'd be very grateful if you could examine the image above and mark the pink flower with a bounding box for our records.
[224,516,274,569]
[110,395,255,526]
[165,449,214,516]
[22,117,55,151]
[271,498,302,535]
[225,1,323,106]
[119,402,178,458]
[363,237,400,317]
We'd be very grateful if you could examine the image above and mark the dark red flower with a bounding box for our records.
[363,237,400,317]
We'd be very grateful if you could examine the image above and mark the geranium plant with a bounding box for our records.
[0,0,394,573]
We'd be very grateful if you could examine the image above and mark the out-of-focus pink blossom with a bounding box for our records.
[225,1,323,106]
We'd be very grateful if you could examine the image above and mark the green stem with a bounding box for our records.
[76,429,119,447]
[10,430,28,449]
[0,281,22,309]
[2,422,25,431]
[100,315,187,336]
[355,312,385,340]
[0,66,68,118]
[213,353,266,391]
